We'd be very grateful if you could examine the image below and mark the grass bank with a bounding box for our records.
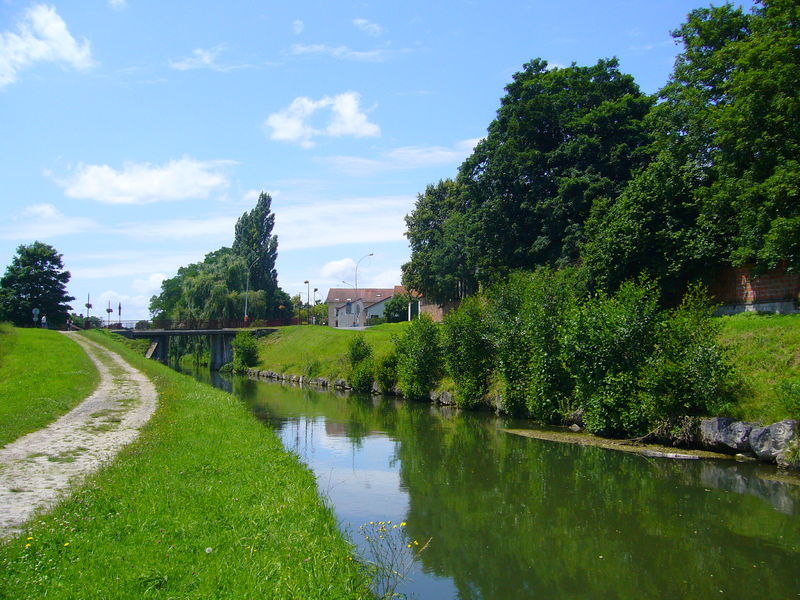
[257,323,409,379]
[719,312,800,423]
[0,327,99,448]
[254,315,800,426]
[0,329,370,599]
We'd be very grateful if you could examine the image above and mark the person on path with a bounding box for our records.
[41,315,47,329]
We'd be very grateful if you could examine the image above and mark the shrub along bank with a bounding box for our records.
[0,329,370,599]
[0,326,99,448]
[254,271,798,445]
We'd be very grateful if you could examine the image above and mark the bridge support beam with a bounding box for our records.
[153,335,170,364]
[209,334,233,371]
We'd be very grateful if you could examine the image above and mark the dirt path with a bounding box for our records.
[0,333,157,538]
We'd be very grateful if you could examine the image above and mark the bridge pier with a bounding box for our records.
[154,335,170,364]
[209,334,234,371]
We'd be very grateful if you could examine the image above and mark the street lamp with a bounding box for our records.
[354,252,373,298]
[244,256,261,325]
[304,280,310,325]
[312,287,318,324]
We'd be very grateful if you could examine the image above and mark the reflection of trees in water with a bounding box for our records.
[200,375,800,600]
[395,416,800,600]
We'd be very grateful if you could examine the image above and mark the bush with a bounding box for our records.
[232,331,259,371]
[490,268,579,418]
[347,334,372,368]
[346,334,374,392]
[394,314,442,401]
[374,351,398,393]
[350,357,375,393]
[562,280,736,437]
[442,296,494,408]
[561,278,662,436]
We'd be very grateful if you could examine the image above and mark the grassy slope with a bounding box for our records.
[718,312,800,423]
[0,329,369,599]
[257,323,409,379]
[0,327,99,448]
[256,316,800,424]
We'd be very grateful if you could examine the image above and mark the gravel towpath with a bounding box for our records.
[0,333,157,538]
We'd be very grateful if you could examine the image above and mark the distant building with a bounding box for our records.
[325,288,396,328]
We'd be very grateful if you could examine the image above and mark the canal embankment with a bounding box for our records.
[0,328,370,599]
[245,311,800,470]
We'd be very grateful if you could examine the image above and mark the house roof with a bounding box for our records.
[325,288,396,304]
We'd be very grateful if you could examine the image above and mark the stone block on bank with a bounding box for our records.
[699,417,755,453]
[749,420,798,462]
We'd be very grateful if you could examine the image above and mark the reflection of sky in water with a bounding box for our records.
[274,415,455,598]
[276,417,409,522]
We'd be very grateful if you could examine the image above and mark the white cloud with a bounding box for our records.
[274,195,410,250]
[292,20,304,35]
[54,157,234,204]
[323,138,480,176]
[321,257,356,281]
[0,4,94,88]
[117,216,237,240]
[353,18,384,37]
[132,272,166,296]
[169,45,246,72]
[70,251,205,279]
[0,203,98,240]
[289,43,387,62]
[108,0,127,10]
[264,91,379,148]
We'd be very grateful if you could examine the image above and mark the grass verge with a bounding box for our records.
[719,312,800,423]
[258,323,409,379]
[0,328,99,448]
[0,329,370,599]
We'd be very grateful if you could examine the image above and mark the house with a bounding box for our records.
[325,288,396,328]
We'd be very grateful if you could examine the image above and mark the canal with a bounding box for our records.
[190,371,800,599]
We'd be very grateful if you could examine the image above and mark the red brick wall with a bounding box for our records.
[711,264,800,305]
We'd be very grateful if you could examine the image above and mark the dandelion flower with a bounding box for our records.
[26,537,33,540]
[64,542,70,547]
[25,544,31,548]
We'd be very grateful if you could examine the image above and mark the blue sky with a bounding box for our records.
[0,0,735,320]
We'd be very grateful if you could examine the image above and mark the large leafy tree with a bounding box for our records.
[582,4,751,297]
[584,0,799,297]
[0,241,75,326]
[403,58,652,303]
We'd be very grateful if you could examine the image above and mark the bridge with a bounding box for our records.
[110,320,276,370]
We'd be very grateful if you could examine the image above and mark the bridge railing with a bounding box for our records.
[105,318,297,331]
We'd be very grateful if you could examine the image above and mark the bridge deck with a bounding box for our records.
[113,328,275,338]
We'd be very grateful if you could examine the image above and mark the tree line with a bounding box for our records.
[402,1,799,305]
[149,192,294,325]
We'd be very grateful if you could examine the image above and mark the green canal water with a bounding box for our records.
[193,372,800,600]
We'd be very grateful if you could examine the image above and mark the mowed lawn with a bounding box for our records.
[0,326,99,448]
[0,329,370,599]
[257,322,409,379]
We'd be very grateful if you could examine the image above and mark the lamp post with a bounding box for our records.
[312,287,318,324]
[244,256,260,326]
[303,280,310,325]
[354,252,373,298]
